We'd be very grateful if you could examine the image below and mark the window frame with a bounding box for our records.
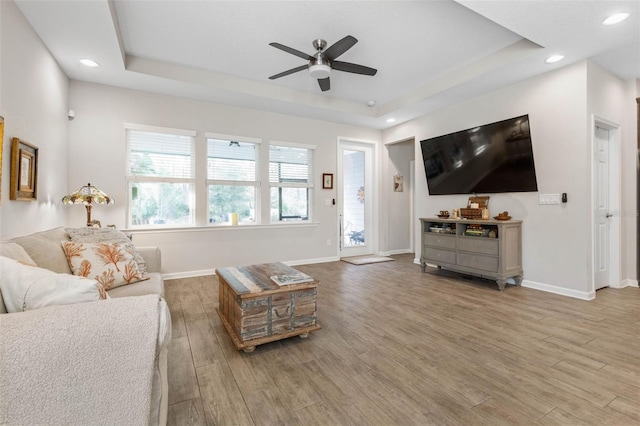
[125,123,197,228]
[205,133,262,226]
[268,140,316,223]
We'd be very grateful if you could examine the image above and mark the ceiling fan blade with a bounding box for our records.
[269,42,313,61]
[269,65,308,80]
[318,77,330,91]
[332,61,377,76]
[323,35,357,60]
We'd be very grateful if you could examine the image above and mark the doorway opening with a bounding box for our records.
[338,139,376,258]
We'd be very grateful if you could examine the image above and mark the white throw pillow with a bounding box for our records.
[0,256,108,313]
[62,241,149,291]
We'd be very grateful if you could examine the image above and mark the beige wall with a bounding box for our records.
[68,81,380,275]
[0,0,69,239]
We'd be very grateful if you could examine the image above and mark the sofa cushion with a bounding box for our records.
[0,242,37,265]
[62,241,148,291]
[107,273,163,298]
[66,227,147,274]
[11,227,72,274]
[0,256,107,313]
[0,243,37,314]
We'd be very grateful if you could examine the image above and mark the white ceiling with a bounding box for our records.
[15,0,640,129]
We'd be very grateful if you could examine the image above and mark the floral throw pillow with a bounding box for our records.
[62,241,149,291]
[65,227,147,274]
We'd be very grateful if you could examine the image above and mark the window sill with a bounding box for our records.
[122,222,320,234]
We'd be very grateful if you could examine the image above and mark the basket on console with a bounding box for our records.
[460,196,489,219]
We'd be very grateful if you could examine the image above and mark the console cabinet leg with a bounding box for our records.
[514,275,523,286]
[496,280,507,291]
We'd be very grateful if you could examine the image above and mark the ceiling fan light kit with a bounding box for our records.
[269,35,377,92]
[309,63,331,79]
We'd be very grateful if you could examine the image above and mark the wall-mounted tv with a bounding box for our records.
[420,114,538,195]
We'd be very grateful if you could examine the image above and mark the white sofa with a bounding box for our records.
[0,227,171,426]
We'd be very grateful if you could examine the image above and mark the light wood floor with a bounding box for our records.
[164,254,640,425]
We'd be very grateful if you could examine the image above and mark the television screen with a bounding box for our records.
[420,114,538,195]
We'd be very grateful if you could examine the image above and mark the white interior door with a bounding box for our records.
[594,126,611,290]
[339,142,374,258]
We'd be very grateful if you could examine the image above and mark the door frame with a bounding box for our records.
[336,137,378,258]
[590,115,622,294]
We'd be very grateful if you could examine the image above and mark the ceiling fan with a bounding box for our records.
[268,35,377,92]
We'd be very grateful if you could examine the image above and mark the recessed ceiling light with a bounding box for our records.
[386,118,396,123]
[80,59,100,68]
[545,55,565,64]
[602,12,630,26]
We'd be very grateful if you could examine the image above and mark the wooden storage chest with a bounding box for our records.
[216,262,321,352]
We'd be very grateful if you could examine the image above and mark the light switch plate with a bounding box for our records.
[539,193,560,205]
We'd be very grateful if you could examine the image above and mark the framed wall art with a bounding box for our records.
[10,137,39,201]
[322,173,333,189]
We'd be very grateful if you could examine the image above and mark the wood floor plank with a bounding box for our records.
[349,369,443,425]
[261,348,324,410]
[606,395,640,421]
[164,255,640,426]
[537,407,591,426]
[167,398,209,426]
[185,318,224,368]
[167,336,200,405]
[197,361,254,425]
[244,387,301,426]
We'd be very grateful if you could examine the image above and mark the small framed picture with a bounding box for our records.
[394,174,404,192]
[10,137,38,201]
[322,173,333,189]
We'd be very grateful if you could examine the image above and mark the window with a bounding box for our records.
[206,135,260,225]
[269,142,315,222]
[126,125,195,227]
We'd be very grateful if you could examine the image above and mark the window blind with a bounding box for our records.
[207,138,258,183]
[269,144,314,188]
[127,129,195,179]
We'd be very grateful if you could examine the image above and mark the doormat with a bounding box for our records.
[341,256,394,265]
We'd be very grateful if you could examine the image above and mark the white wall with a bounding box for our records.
[383,60,637,297]
[383,139,415,253]
[0,0,69,239]
[68,81,380,275]
[384,62,597,297]
[586,62,638,287]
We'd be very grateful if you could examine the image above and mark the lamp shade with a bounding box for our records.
[62,183,114,205]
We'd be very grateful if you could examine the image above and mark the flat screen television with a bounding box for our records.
[420,114,538,195]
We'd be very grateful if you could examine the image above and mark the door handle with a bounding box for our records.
[605,212,613,218]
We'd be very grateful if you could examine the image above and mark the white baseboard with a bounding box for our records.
[285,256,340,266]
[522,279,595,300]
[378,249,413,256]
[163,269,215,280]
[620,278,639,288]
[162,256,340,280]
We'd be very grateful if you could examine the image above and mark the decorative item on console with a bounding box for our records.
[494,211,512,220]
[460,196,489,219]
[437,210,450,218]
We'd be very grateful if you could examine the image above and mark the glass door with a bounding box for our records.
[339,141,374,258]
